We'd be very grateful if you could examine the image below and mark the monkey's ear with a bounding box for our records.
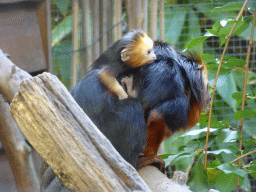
[121,48,131,62]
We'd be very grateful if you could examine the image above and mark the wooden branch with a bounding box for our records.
[0,55,39,191]
[0,94,39,192]
[0,55,32,103]
[139,167,191,192]
[9,72,151,191]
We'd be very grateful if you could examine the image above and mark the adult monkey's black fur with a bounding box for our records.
[71,70,148,169]
[71,41,211,171]
[40,41,210,191]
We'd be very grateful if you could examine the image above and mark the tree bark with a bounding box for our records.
[9,72,151,191]
[0,94,39,192]
[0,55,39,191]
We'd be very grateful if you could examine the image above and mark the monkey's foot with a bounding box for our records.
[121,76,138,98]
[138,154,166,174]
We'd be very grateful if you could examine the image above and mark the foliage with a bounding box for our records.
[163,2,256,192]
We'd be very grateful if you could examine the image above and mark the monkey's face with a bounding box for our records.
[121,34,156,68]
[141,36,156,65]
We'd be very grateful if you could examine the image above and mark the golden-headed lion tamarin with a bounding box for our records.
[91,30,156,100]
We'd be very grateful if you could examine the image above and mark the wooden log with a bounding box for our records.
[0,94,39,192]
[0,55,32,103]
[0,54,39,191]
[139,167,191,192]
[9,72,151,192]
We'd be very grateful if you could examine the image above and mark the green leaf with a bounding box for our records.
[215,172,242,192]
[173,154,196,173]
[208,120,228,128]
[233,20,250,36]
[164,7,188,45]
[53,0,71,16]
[248,164,256,179]
[181,127,218,138]
[201,54,216,64]
[234,109,256,120]
[205,29,219,36]
[188,162,209,192]
[163,154,180,167]
[220,35,227,47]
[52,42,73,90]
[213,3,246,13]
[186,8,202,53]
[217,163,247,177]
[215,73,237,112]
[206,149,233,155]
[232,92,243,106]
[254,87,256,96]
[185,36,211,49]
[223,59,246,68]
[228,145,240,154]
[212,21,221,31]
[207,168,217,182]
[208,159,222,168]
[239,19,256,40]
[219,26,232,37]
[195,4,237,21]
[52,14,72,47]
[234,137,255,146]
[218,128,238,143]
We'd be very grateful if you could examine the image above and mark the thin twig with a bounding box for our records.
[216,150,256,175]
[203,0,249,169]
[232,150,256,164]
[236,8,256,191]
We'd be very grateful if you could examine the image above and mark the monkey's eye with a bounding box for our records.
[147,49,152,55]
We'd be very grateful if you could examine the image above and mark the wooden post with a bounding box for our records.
[92,1,101,61]
[71,0,80,88]
[134,0,142,29]
[159,0,165,41]
[150,0,158,40]
[81,0,92,76]
[111,0,118,42]
[127,0,135,31]
[142,0,148,33]
[116,0,122,39]
[100,0,108,53]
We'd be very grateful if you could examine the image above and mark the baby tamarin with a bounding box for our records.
[91,30,156,100]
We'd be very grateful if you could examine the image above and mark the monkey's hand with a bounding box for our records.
[138,154,166,174]
[121,76,138,98]
[98,68,128,100]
